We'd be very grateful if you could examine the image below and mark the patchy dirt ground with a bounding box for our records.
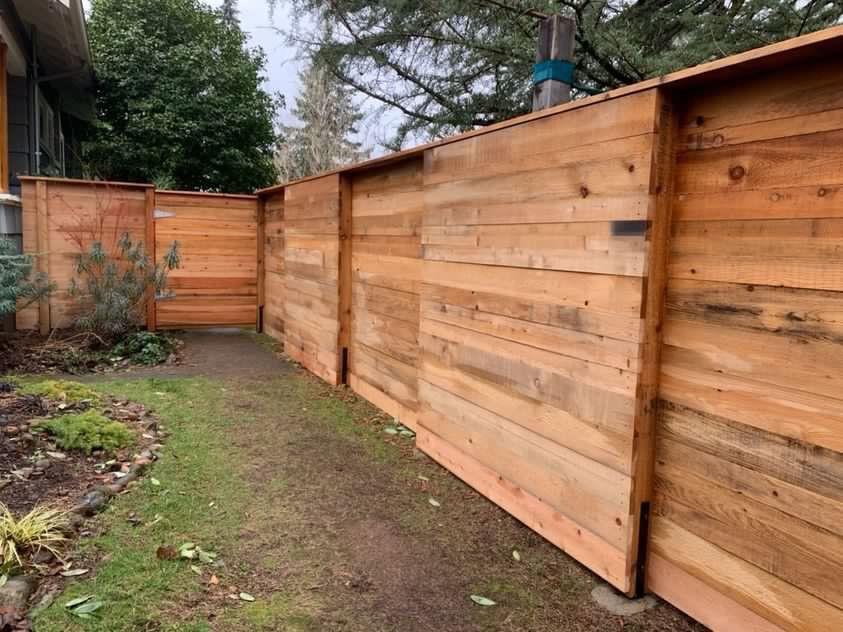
[40,331,706,631]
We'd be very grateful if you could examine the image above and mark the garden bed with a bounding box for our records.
[0,379,166,629]
[0,331,184,376]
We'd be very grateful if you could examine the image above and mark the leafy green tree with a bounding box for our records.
[86,0,278,192]
[274,60,370,182]
[272,0,843,146]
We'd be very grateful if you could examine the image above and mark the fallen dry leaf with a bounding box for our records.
[156,545,178,560]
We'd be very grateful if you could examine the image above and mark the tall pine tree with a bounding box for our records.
[221,0,239,27]
[274,61,370,182]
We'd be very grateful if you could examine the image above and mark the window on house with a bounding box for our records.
[38,93,57,160]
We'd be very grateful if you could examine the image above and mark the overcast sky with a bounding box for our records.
[81,0,391,152]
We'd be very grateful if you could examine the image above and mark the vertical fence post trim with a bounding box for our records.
[337,174,353,385]
[145,187,157,331]
[256,195,266,332]
[627,87,679,596]
[35,179,49,335]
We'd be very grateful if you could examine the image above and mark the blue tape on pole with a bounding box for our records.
[533,59,574,85]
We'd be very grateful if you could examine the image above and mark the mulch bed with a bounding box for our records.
[0,331,184,376]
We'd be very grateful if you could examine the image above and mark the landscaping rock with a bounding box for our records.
[590,583,659,616]
[11,468,33,480]
[0,576,38,615]
[34,459,51,471]
[75,487,113,516]
[31,548,55,565]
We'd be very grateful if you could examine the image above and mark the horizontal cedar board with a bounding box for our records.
[665,279,843,341]
[649,517,843,632]
[421,91,655,183]
[348,373,418,429]
[156,298,255,327]
[654,458,843,608]
[646,553,786,632]
[421,282,643,343]
[419,380,631,548]
[682,105,843,152]
[424,127,655,188]
[353,283,419,325]
[350,343,418,414]
[675,129,843,194]
[417,426,630,592]
[679,58,843,134]
[663,318,843,401]
[420,350,632,475]
[422,260,643,319]
[419,329,635,436]
[422,318,636,396]
[420,298,639,372]
[660,357,843,453]
[675,184,843,221]
[423,157,652,222]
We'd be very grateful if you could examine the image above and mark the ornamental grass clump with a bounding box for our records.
[35,410,134,454]
[0,503,68,573]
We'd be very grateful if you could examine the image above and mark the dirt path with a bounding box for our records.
[102,332,705,631]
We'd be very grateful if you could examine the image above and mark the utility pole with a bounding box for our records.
[531,14,576,111]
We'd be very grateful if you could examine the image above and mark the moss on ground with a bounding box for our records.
[35,409,134,454]
[18,379,101,405]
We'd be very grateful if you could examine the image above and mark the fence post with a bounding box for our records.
[531,15,576,111]
[35,179,49,335]
[145,187,157,331]
[256,196,266,332]
[628,87,679,596]
[337,174,353,385]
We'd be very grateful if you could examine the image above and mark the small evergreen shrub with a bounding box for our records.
[68,233,179,340]
[0,237,54,316]
[35,410,134,453]
[19,379,102,405]
[111,331,177,365]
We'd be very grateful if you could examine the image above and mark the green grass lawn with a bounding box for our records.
[34,377,252,631]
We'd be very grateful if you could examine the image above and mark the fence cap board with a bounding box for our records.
[19,176,155,189]
[257,23,843,196]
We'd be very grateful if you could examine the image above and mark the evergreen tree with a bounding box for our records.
[221,0,239,27]
[274,61,370,182]
[86,0,278,192]
[271,0,843,146]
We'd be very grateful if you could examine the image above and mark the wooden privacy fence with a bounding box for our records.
[15,26,843,632]
[16,178,259,333]
[255,29,843,632]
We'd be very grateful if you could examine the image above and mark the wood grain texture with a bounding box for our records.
[417,90,661,594]
[262,190,286,341]
[349,158,423,426]
[17,179,151,332]
[282,175,342,384]
[653,53,843,629]
[154,191,258,329]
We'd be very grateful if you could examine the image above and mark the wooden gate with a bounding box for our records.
[153,191,259,329]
